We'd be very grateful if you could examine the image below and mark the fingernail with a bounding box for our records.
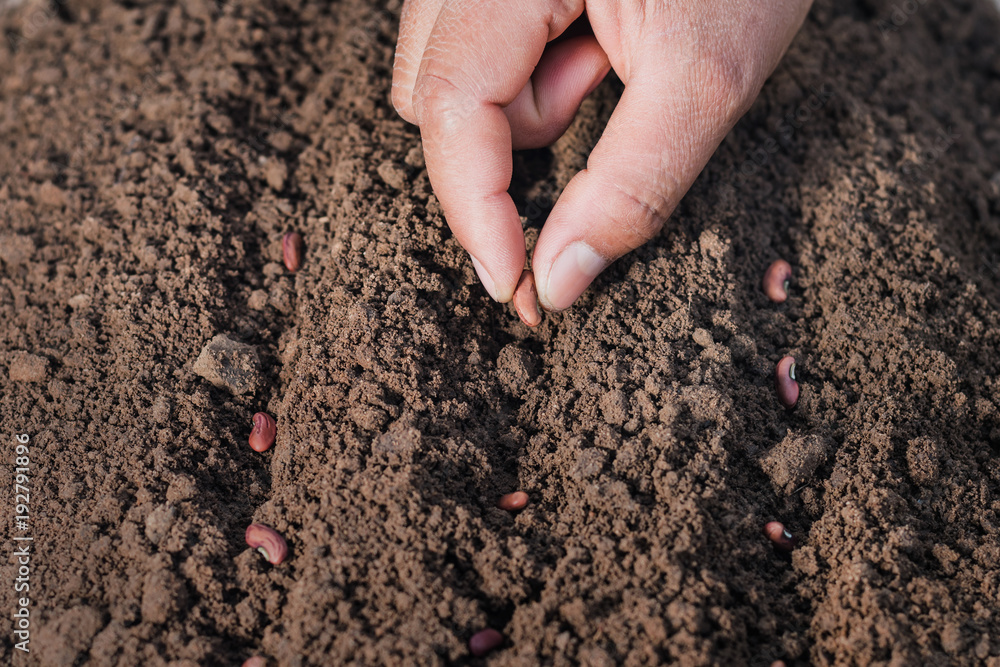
[469,254,499,301]
[540,241,608,311]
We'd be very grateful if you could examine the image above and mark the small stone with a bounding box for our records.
[692,328,714,348]
[9,351,48,383]
[762,432,828,494]
[151,395,172,424]
[0,234,35,266]
[68,294,92,310]
[404,146,424,169]
[263,159,287,191]
[144,504,177,546]
[377,160,407,190]
[192,334,262,395]
[248,289,269,311]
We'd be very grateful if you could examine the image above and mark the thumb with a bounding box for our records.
[531,58,754,311]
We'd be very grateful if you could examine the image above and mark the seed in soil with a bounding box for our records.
[245,524,289,565]
[513,270,542,327]
[763,521,797,552]
[249,412,277,452]
[497,491,529,511]
[469,628,504,657]
[283,232,304,272]
[763,259,792,303]
[242,658,267,667]
[774,356,799,409]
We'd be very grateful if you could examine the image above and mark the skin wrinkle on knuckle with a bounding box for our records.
[412,73,479,132]
[605,176,674,251]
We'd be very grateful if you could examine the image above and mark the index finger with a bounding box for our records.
[411,0,583,302]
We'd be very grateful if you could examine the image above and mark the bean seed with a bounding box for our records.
[245,523,288,565]
[774,356,799,410]
[512,270,542,327]
[763,521,796,552]
[469,628,504,657]
[249,412,277,453]
[497,491,528,511]
[242,658,267,667]
[762,259,792,303]
[283,232,304,272]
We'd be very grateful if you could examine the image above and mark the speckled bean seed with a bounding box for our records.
[763,521,797,552]
[469,628,504,657]
[774,356,799,410]
[245,524,288,565]
[283,232,304,272]
[512,270,542,327]
[249,412,277,453]
[497,491,529,512]
[762,259,792,303]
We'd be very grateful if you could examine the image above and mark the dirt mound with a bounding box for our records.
[2,0,1000,664]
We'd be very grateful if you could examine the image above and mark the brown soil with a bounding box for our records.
[2,0,1000,665]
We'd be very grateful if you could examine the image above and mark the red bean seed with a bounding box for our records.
[763,521,797,552]
[242,658,267,667]
[469,628,504,657]
[497,491,529,512]
[282,232,304,272]
[245,524,288,565]
[774,356,799,410]
[249,412,277,453]
[763,259,792,303]
[512,270,542,327]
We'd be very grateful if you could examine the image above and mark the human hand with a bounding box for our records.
[392,0,813,311]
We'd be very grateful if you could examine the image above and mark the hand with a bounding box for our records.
[392,0,813,311]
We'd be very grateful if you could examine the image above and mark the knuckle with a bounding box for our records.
[612,180,673,246]
[692,49,753,121]
[411,74,476,130]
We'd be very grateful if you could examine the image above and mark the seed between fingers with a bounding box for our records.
[512,270,542,327]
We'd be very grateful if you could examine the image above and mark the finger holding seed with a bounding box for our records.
[774,356,799,410]
[245,524,289,565]
[512,270,542,327]
[469,628,504,657]
[283,231,304,272]
[763,259,792,303]
[249,412,277,452]
[763,521,797,552]
[497,491,528,511]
